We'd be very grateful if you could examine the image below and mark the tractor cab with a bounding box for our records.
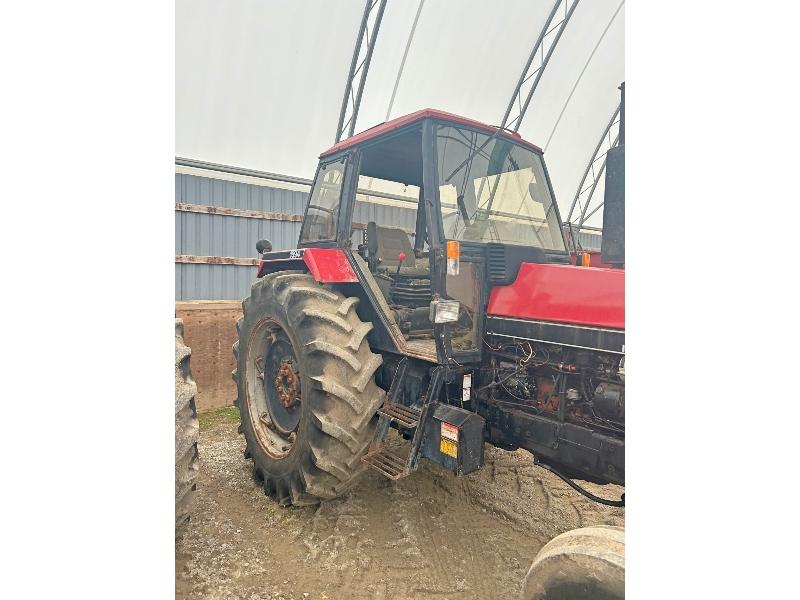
[276,109,572,366]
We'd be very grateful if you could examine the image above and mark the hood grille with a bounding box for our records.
[487,244,506,284]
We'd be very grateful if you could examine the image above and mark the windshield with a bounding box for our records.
[435,124,566,252]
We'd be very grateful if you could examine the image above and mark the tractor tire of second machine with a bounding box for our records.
[175,319,200,536]
[233,271,385,506]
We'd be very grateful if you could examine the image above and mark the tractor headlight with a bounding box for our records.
[430,300,460,324]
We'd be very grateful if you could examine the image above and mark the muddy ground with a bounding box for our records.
[176,409,624,600]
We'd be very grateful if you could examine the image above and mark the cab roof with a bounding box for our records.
[319,108,543,159]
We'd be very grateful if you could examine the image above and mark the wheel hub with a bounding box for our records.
[275,361,300,409]
[259,333,302,436]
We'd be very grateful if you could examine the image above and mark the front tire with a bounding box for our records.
[233,272,385,506]
[523,526,625,600]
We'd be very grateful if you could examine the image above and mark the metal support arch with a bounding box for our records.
[566,103,621,227]
[578,83,625,226]
[543,0,625,151]
[499,0,581,132]
[335,0,388,143]
[577,130,619,227]
[444,0,578,206]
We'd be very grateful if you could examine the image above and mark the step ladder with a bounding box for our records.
[377,401,420,429]
[361,446,410,480]
[361,366,444,481]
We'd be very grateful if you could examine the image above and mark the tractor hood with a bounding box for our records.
[487,263,624,330]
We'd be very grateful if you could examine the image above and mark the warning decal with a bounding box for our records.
[440,438,458,458]
[441,422,459,442]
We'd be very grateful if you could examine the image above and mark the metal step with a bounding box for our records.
[377,402,421,429]
[361,448,409,480]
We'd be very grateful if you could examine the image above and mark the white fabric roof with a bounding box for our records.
[176,0,624,226]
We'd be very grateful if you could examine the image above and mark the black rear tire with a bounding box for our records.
[233,272,385,506]
[523,526,625,600]
[175,319,199,535]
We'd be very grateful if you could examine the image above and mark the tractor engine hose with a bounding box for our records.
[534,459,625,507]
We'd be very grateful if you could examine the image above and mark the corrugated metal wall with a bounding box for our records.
[175,171,309,300]
[576,229,602,251]
[175,164,604,300]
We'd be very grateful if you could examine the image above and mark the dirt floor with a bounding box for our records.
[176,408,624,600]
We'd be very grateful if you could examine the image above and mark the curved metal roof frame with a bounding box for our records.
[500,0,581,133]
[566,103,621,226]
[335,0,389,143]
[336,0,583,146]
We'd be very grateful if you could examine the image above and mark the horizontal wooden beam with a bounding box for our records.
[175,255,259,266]
[352,221,416,235]
[176,203,415,235]
[175,300,242,312]
[176,203,303,222]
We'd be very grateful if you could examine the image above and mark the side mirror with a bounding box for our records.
[529,182,548,210]
[256,239,272,254]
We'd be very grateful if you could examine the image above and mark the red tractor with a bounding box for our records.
[233,108,625,597]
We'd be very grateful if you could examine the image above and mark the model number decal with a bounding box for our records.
[289,249,302,259]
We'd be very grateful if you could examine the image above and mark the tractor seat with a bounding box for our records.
[368,222,416,268]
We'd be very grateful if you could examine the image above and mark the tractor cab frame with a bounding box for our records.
[260,109,572,368]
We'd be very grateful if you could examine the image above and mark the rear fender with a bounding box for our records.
[257,247,404,357]
[256,247,359,283]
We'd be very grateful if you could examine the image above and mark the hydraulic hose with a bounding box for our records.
[534,459,625,507]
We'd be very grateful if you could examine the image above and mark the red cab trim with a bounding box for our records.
[256,248,358,283]
[301,248,358,283]
[319,108,543,158]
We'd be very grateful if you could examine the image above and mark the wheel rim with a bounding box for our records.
[245,319,300,459]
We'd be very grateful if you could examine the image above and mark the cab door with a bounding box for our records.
[421,119,484,365]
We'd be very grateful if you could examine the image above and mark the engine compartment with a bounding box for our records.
[479,339,625,436]
[358,223,625,459]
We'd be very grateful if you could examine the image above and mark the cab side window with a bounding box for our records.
[299,159,346,244]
